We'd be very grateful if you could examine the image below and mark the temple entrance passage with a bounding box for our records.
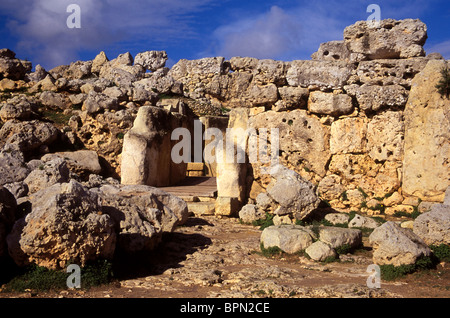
[159,176,217,199]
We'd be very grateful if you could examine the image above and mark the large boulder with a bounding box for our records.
[134,51,168,72]
[0,120,59,154]
[7,181,116,269]
[318,226,362,249]
[0,144,30,186]
[0,49,32,80]
[0,186,17,257]
[24,158,71,194]
[413,203,450,246]
[369,221,431,266]
[402,60,450,201]
[41,150,102,179]
[286,60,355,89]
[266,164,320,220]
[249,110,331,177]
[343,19,428,60]
[260,225,314,254]
[92,184,189,254]
[0,95,39,122]
[308,91,354,117]
[121,106,188,187]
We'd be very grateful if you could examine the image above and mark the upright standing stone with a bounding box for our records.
[402,60,450,202]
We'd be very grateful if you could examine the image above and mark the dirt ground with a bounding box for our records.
[1,216,449,299]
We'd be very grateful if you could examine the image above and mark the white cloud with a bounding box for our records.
[209,4,345,61]
[426,40,450,59]
[1,0,212,68]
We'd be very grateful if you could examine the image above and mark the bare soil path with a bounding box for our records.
[1,216,449,299]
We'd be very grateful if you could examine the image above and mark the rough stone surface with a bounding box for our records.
[266,164,320,220]
[260,225,314,254]
[24,158,71,194]
[319,227,362,250]
[286,60,355,89]
[41,150,102,179]
[369,221,431,266]
[308,91,353,117]
[402,60,450,201]
[330,118,367,154]
[344,19,428,60]
[249,110,330,177]
[239,204,264,223]
[348,215,380,229]
[134,51,168,72]
[413,204,450,246]
[7,180,116,269]
[366,111,405,162]
[324,213,350,226]
[0,144,30,186]
[305,241,337,262]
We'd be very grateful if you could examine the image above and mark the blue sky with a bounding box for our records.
[0,0,449,70]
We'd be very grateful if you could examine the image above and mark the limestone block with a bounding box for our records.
[308,91,353,117]
[287,60,355,89]
[330,118,367,154]
[402,60,450,201]
[344,19,427,60]
[367,111,405,162]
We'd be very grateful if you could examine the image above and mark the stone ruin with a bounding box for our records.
[0,18,449,271]
[120,18,449,221]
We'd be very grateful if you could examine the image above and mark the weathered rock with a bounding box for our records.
[92,184,186,254]
[324,213,349,226]
[3,181,28,200]
[308,91,353,117]
[0,186,17,257]
[0,55,32,80]
[134,51,168,72]
[249,110,330,177]
[41,150,102,179]
[345,84,409,112]
[266,164,320,220]
[91,51,109,74]
[278,86,309,109]
[348,214,380,229]
[7,180,116,269]
[255,192,274,211]
[286,60,355,89]
[39,91,71,110]
[305,241,337,262]
[0,120,59,154]
[317,175,345,202]
[260,225,314,254]
[239,204,264,224]
[330,117,367,154]
[402,60,450,201]
[356,58,429,87]
[0,144,30,186]
[24,158,71,194]
[0,95,38,121]
[413,204,450,246]
[344,19,428,60]
[319,227,362,249]
[366,111,404,162]
[121,106,187,187]
[311,41,354,62]
[82,91,119,115]
[369,221,431,266]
